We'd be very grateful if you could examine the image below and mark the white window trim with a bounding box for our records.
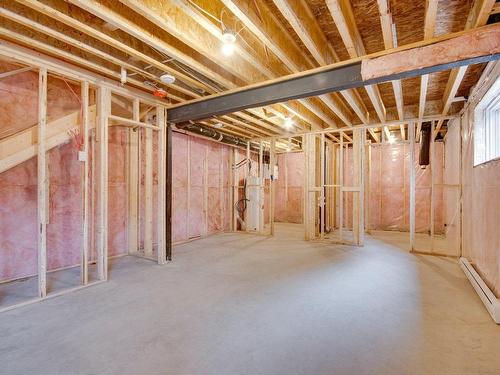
[473,76,500,167]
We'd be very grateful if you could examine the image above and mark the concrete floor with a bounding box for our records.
[1,223,499,375]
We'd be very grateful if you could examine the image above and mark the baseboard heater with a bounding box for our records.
[459,257,500,324]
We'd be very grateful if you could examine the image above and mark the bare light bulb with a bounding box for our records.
[284,117,294,130]
[221,43,235,56]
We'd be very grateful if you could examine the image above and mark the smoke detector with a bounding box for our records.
[160,73,176,84]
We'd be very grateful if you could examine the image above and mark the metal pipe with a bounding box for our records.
[174,122,259,151]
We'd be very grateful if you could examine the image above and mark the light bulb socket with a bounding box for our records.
[160,73,176,84]
[222,29,236,44]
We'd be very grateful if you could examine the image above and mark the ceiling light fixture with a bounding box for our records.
[388,134,396,144]
[213,122,224,129]
[160,73,176,84]
[221,28,236,56]
[284,117,294,130]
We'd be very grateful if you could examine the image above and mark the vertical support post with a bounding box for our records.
[37,67,47,298]
[96,86,110,280]
[231,148,237,231]
[259,141,264,233]
[81,81,89,285]
[304,134,316,240]
[270,139,276,236]
[430,121,435,251]
[157,106,166,264]
[246,141,250,232]
[320,133,325,240]
[409,122,416,251]
[359,129,365,246]
[144,120,153,257]
[365,141,371,235]
[128,99,139,254]
[339,132,344,242]
[203,146,208,235]
[166,123,172,261]
[353,129,360,244]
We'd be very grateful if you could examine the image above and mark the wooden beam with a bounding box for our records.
[0,33,168,105]
[16,0,306,135]
[0,65,32,79]
[0,7,194,99]
[434,0,496,138]
[16,0,212,93]
[168,24,500,122]
[68,0,236,89]
[0,107,96,173]
[37,67,47,298]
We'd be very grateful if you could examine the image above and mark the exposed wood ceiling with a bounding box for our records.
[0,0,497,142]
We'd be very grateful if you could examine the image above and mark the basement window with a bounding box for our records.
[474,77,500,166]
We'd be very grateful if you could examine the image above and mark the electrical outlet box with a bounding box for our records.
[78,151,87,162]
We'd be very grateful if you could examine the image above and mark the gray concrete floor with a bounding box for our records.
[0,223,499,375]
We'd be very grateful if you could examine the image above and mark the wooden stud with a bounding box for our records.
[144,121,153,257]
[128,99,140,255]
[37,67,47,298]
[270,139,276,236]
[320,133,325,240]
[81,81,89,285]
[166,124,172,261]
[409,122,416,251]
[430,121,435,251]
[96,86,110,281]
[157,106,167,264]
[339,133,344,242]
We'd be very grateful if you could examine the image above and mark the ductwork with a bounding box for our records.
[174,122,258,151]
[419,123,431,167]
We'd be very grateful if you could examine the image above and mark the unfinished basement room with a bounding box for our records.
[0,0,499,374]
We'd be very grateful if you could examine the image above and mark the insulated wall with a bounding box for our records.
[0,68,129,284]
[274,152,304,224]
[171,132,231,243]
[367,143,445,234]
[461,97,500,297]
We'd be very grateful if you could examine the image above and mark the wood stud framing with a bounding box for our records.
[0,0,497,313]
[37,67,48,298]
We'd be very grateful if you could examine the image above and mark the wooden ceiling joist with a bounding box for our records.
[219,0,352,129]
[271,0,378,140]
[325,0,389,140]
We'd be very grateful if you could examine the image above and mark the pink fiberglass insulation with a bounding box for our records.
[107,127,128,257]
[47,142,83,271]
[460,110,500,297]
[171,132,232,244]
[274,152,304,224]
[366,143,444,234]
[0,157,37,281]
[0,65,81,140]
[171,132,188,242]
[0,73,82,282]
